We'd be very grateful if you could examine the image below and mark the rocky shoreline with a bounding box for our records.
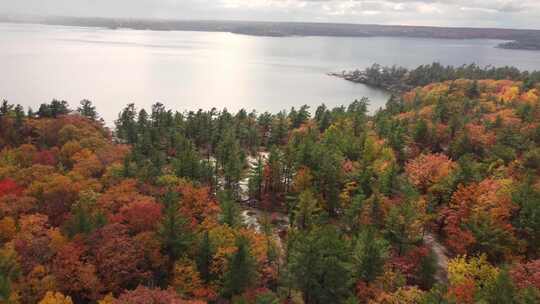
[328,71,407,95]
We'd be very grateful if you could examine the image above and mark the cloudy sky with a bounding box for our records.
[1,0,539,29]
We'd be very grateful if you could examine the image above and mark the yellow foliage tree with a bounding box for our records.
[97,293,116,304]
[172,259,203,298]
[0,216,16,242]
[370,286,424,304]
[38,291,73,304]
[447,254,499,287]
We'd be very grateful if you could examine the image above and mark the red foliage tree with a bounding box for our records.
[33,149,58,166]
[112,286,203,304]
[405,153,455,192]
[51,242,101,302]
[119,199,162,234]
[510,259,540,290]
[97,179,150,215]
[13,214,54,274]
[178,182,219,228]
[88,224,150,294]
[0,178,23,197]
[440,178,516,259]
[388,245,431,284]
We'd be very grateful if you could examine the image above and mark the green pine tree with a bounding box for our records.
[223,237,256,298]
[158,191,194,262]
[196,231,213,283]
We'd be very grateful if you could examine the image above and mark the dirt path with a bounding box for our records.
[423,232,449,284]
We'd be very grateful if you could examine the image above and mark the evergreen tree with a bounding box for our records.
[466,80,480,98]
[0,100,12,116]
[172,135,204,181]
[66,190,105,237]
[292,105,310,128]
[482,269,516,304]
[196,231,213,283]
[248,155,264,201]
[50,99,70,117]
[449,131,473,159]
[380,163,398,196]
[270,111,288,146]
[158,191,193,262]
[219,192,242,228]
[348,98,369,136]
[413,119,430,147]
[420,284,449,304]
[352,227,389,283]
[77,99,98,120]
[26,107,35,118]
[217,129,244,194]
[343,192,365,233]
[13,104,24,130]
[288,226,352,304]
[512,175,540,257]
[293,189,321,231]
[314,103,329,132]
[223,237,256,298]
[384,199,423,255]
[433,96,449,123]
[115,103,138,144]
[37,99,70,118]
[316,149,342,216]
[416,250,437,290]
[0,248,19,303]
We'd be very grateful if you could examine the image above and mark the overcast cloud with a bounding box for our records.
[1,0,539,29]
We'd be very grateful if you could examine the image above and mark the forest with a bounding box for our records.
[1,75,540,304]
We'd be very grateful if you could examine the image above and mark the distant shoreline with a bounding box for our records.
[2,16,540,51]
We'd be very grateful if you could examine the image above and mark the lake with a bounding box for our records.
[3,22,540,124]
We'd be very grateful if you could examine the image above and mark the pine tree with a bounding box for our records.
[217,129,244,195]
[482,269,516,304]
[66,190,104,237]
[219,192,241,228]
[270,111,288,146]
[292,105,310,128]
[248,156,264,201]
[115,103,138,144]
[0,247,20,303]
[77,99,98,120]
[413,119,430,147]
[173,135,203,181]
[343,192,365,233]
[512,175,540,257]
[384,200,423,255]
[380,163,397,196]
[466,80,480,98]
[416,250,437,289]
[196,231,213,283]
[293,189,321,231]
[158,192,193,262]
[353,227,389,283]
[223,237,256,298]
[288,226,351,304]
[13,104,24,130]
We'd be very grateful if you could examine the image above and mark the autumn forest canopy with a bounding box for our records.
[1,65,540,303]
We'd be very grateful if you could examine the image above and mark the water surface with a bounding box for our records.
[2,22,540,124]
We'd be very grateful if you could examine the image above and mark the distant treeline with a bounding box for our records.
[340,63,540,93]
[2,15,540,50]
